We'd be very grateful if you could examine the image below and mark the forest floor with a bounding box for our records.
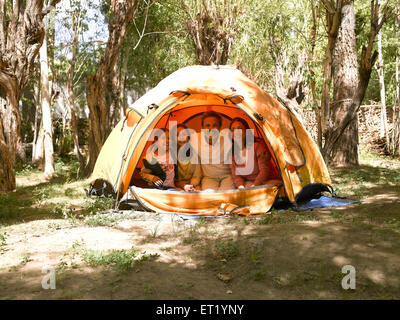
[0,147,399,300]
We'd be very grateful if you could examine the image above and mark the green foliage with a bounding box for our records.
[215,238,239,260]
[20,253,32,265]
[82,197,114,215]
[253,212,318,225]
[81,247,158,271]
[120,0,196,98]
[15,163,38,176]
[0,231,8,254]
[83,211,128,227]
[54,158,81,182]
[0,193,21,221]
[252,267,268,281]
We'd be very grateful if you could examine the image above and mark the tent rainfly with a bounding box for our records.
[88,65,332,215]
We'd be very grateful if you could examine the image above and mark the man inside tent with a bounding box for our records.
[196,111,234,191]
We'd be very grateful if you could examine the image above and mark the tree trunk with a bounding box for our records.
[393,55,400,155]
[84,75,108,177]
[0,0,60,191]
[67,6,84,168]
[0,90,19,192]
[390,13,400,156]
[309,3,322,148]
[328,1,359,166]
[39,24,55,176]
[182,0,240,65]
[376,0,388,143]
[108,63,122,130]
[269,37,307,123]
[32,121,45,169]
[321,0,389,165]
[320,1,342,139]
[119,45,129,119]
[83,0,138,177]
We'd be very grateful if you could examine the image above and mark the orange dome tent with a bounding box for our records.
[89,65,332,215]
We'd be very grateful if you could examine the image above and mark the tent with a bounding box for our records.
[89,65,332,215]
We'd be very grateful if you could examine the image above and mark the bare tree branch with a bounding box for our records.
[42,0,61,16]
[0,0,6,49]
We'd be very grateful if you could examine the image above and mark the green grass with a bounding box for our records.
[15,163,38,176]
[0,231,8,254]
[330,148,400,200]
[82,197,114,215]
[215,238,239,260]
[83,211,137,227]
[81,248,159,271]
[20,253,32,265]
[250,212,319,225]
[0,158,119,225]
[0,158,91,224]
[252,267,268,281]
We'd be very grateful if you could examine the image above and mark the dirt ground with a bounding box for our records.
[0,153,399,300]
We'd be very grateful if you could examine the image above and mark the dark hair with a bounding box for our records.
[176,123,188,131]
[153,127,168,141]
[229,117,250,131]
[230,118,255,160]
[170,123,190,143]
[201,111,222,127]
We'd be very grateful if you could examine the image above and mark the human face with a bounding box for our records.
[202,116,221,131]
[177,126,189,148]
[157,131,169,152]
[202,116,221,144]
[231,120,246,144]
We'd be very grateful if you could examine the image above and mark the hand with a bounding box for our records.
[152,177,163,187]
[184,184,195,192]
[238,185,245,189]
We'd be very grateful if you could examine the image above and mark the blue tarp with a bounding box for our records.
[178,196,358,220]
[296,195,359,211]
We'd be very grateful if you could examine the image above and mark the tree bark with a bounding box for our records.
[329,1,359,166]
[321,0,389,165]
[0,0,60,191]
[182,0,240,65]
[392,52,400,155]
[269,35,308,123]
[320,0,342,139]
[83,0,138,177]
[119,45,129,119]
[0,88,19,191]
[67,4,84,168]
[32,121,45,168]
[108,63,122,130]
[39,19,55,176]
[32,81,41,163]
[376,0,388,143]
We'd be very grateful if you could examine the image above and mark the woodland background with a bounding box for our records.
[0,0,399,191]
[1,0,400,300]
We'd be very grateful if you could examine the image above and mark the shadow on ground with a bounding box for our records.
[0,161,399,299]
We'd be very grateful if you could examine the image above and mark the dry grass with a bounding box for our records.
[0,150,399,299]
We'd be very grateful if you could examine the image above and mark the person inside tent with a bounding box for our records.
[140,128,176,190]
[171,124,202,192]
[229,117,279,188]
[196,111,234,191]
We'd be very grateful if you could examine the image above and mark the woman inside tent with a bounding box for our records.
[140,128,176,190]
[229,118,277,188]
[172,124,202,192]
